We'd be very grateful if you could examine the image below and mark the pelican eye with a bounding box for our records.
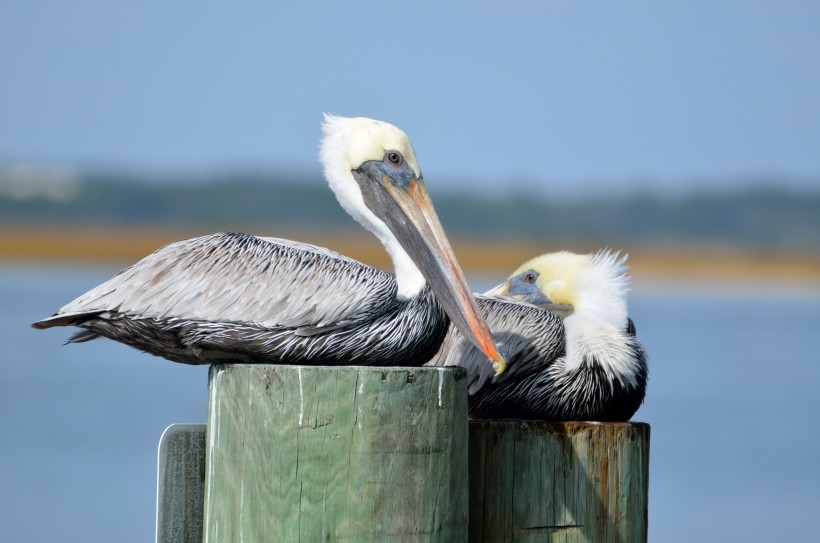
[523,270,538,284]
[385,151,403,166]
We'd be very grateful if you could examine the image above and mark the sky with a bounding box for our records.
[1,1,819,197]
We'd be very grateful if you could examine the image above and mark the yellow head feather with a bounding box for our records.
[320,114,421,177]
[511,251,592,307]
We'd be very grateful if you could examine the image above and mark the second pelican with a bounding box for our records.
[426,250,647,420]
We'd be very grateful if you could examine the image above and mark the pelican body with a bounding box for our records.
[426,251,647,421]
[33,116,504,373]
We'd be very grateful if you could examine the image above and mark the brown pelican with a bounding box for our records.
[426,250,647,421]
[33,115,505,373]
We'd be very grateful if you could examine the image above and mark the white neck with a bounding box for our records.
[562,251,640,387]
[384,241,427,300]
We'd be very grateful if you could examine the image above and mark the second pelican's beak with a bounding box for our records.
[486,274,574,318]
[488,270,553,306]
[354,160,505,375]
[484,281,510,297]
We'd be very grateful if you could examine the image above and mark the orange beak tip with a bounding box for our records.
[493,356,506,376]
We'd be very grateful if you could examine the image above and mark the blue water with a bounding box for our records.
[2,263,819,542]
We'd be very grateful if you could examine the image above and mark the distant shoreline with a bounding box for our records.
[3,224,819,285]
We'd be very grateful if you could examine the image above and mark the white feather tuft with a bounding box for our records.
[562,250,638,385]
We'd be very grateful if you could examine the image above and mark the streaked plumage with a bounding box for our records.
[426,250,647,421]
[33,116,504,372]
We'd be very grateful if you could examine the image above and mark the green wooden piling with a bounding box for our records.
[158,402,650,543]
[156,424,207,543]
[468,421,649,543]
[202,364,469,542]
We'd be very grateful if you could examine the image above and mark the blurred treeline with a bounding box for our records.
[1,170,819,251]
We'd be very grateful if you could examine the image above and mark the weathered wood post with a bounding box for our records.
[156,410,649,543]
[202,364,469,542]
[156,424,207,543]
[468,421,649,543]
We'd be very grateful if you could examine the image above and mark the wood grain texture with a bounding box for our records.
[468,421,649,543]
[203,364,469,542]
[157,424,207,543]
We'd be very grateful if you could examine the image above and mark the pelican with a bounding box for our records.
[33,115,504,374]
[425,250,647,421]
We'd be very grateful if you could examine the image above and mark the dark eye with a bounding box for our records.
[385,151,403,165]
[523,270,538,284]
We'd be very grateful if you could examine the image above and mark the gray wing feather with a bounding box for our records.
[426,295,565,395]
[46,233,396,329]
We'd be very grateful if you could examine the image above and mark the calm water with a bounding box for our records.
[2,263,819,542]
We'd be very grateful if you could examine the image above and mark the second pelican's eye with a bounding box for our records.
[523,270,538,284]
[385,151,403,166]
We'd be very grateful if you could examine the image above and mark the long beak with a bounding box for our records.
[486,278,574,318]
[358,169,505,375]
[484,281,510,297]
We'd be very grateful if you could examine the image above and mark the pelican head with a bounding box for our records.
[489,249,641,385]
[487,250,631,330]
[320,114,504,374]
